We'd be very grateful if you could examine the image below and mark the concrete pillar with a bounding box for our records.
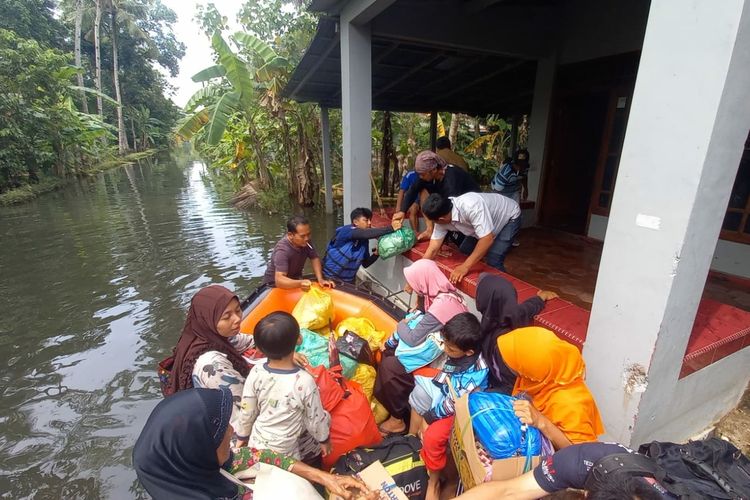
[584,0,750,445]
[525,56,556,216]
[320,106,334,214]
[340,18,372,216]
[429,111,438,151]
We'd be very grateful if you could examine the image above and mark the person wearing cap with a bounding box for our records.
[392,150,480,241]
[435,136,470,171]
[491,148,531,202]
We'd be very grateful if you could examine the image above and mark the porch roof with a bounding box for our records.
[284,0,651,115]
[282,11,544,115]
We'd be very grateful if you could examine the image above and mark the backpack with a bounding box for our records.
[333,434,429,500]
[584,438,750,499]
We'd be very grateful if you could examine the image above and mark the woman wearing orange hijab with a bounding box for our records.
[496,326,604,448]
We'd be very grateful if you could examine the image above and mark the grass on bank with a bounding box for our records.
[0,150,158,206]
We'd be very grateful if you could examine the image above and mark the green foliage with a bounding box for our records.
[0,28,112,192]
[0,0,66,49]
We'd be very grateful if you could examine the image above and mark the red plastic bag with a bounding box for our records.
[322,378,382,469]
[307,364,345,413]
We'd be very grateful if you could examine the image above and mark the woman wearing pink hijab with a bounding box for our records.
[374,259,468,434]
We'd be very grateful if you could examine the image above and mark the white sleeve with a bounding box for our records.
[431,223,449,240]
[236,370,260,439]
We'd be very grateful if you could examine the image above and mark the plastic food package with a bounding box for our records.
[334,317,388,352]
[377,227,417,259]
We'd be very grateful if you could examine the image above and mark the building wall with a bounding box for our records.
[587,214,750,278]
[631,347,750,444]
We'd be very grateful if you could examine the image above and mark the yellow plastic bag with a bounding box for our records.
[371,398,390,425]
[292,287,334,331]
[351,363,376,402]
[335,317,388,352]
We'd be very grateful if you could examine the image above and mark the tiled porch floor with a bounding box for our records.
[505,227,750,312]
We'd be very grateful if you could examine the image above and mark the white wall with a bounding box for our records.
[632,347,750,444]
[588,214,750,279]
[584,0,750,445]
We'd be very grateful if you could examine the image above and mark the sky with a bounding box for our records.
[159,0,243,108]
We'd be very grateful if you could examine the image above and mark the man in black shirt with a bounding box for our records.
[392,150,480,241]
[453,442,671,500]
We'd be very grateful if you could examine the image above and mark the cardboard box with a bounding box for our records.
[449,393,540,490]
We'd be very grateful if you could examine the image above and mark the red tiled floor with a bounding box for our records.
[505,227,750,313]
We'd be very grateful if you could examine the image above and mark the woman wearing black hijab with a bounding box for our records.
[133,387,369,499]
[475,273,558,391]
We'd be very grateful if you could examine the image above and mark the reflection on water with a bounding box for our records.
[0,158,340,498]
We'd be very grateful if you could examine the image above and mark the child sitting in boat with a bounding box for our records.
[408,312,489,500]
[235,312,331,463]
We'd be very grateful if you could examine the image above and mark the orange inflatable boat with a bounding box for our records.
[239,281,405,335]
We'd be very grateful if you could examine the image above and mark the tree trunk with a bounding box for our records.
[380,111,393,197]
[249,124,272,189]
[93,0,103,117]
[130,116,137,152]
[295,121,317,206]
[449,113,460,147]
[111,9,128,154]
[278,109,297,200]
[473,117,481,138]
[74,0,88,113]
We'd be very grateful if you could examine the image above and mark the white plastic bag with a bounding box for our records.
[221,462,323,499]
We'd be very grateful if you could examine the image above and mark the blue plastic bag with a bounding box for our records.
[468,392,542,460]
[296,328,357,379]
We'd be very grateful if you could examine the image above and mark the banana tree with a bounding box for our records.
[178,31,285,190]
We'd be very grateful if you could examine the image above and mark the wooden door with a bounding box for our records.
[539,90,609,234]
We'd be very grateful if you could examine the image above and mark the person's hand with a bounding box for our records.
[372,246,379,256]
[450,264,470,284]
[537,290,558,301]
[416,230,431,242]
[320,441,332,457]
[318,279,336,289]
[293,352,309,367]
[391,218,402,231]
[513,399,543,428]
[392,211,405,222]
[321,473,373,500]
[300,279,312,291]
[234,438,248,448]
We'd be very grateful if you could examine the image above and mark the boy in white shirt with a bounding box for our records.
[235,312,331,461]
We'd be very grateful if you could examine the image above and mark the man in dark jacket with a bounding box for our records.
[392,150,480,241]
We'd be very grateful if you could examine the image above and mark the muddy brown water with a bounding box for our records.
[0,158,340,498]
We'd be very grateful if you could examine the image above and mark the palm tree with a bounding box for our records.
[110,4,128,152]
[74,0,89,113]
[93,0,103,116]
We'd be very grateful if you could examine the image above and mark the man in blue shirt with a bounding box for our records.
[491,148,530,203]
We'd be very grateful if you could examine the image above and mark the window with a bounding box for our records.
[720,131,750,244]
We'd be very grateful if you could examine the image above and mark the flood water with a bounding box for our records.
[0,157,340,498]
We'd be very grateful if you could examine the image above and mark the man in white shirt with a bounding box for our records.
[421,192,521,283]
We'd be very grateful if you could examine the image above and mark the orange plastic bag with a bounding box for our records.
[322,378,382,469]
